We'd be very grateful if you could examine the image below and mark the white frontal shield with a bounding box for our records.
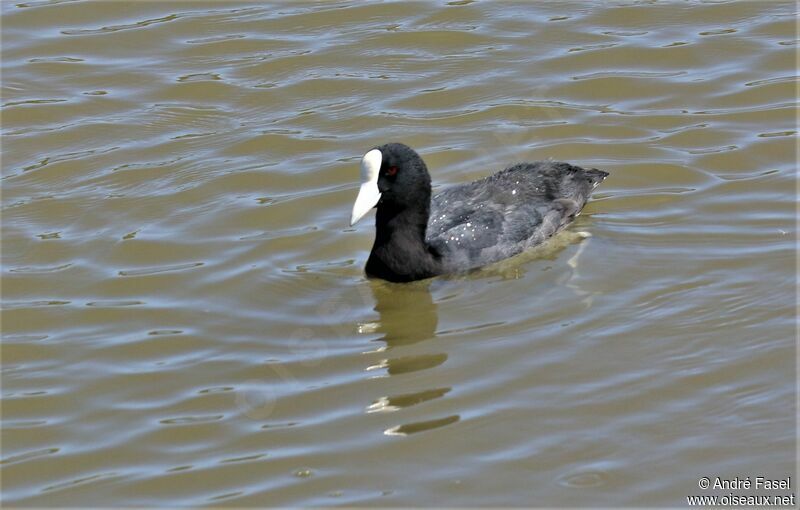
[350,149,382,226]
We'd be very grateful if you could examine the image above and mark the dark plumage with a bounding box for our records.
[351,143,608,282]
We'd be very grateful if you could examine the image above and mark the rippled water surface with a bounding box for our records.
[1,1,797,506]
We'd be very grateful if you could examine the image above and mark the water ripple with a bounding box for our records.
[1,0,795,507]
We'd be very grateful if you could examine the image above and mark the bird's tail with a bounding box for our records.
[585,168,609,187]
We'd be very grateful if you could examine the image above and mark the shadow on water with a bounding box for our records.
[358,228,595,435]
[360,279,459,435]
[363,279,439,350]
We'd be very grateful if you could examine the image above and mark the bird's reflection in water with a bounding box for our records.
[360,279,440,351]
[357,227,596,435]
[360,279,459,435]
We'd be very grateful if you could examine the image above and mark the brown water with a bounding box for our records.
[1,1,797,507]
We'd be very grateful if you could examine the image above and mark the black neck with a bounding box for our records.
[365,200,441,282]
[375,200,429,244]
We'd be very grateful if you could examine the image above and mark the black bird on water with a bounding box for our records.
[350,143,608,282]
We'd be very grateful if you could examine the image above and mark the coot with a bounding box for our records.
[350,143,608,282]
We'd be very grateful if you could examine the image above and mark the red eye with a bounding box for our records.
[386,166,398,176]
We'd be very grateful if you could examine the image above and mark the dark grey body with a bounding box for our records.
[427,161,608,272]
[360,143,608,282]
